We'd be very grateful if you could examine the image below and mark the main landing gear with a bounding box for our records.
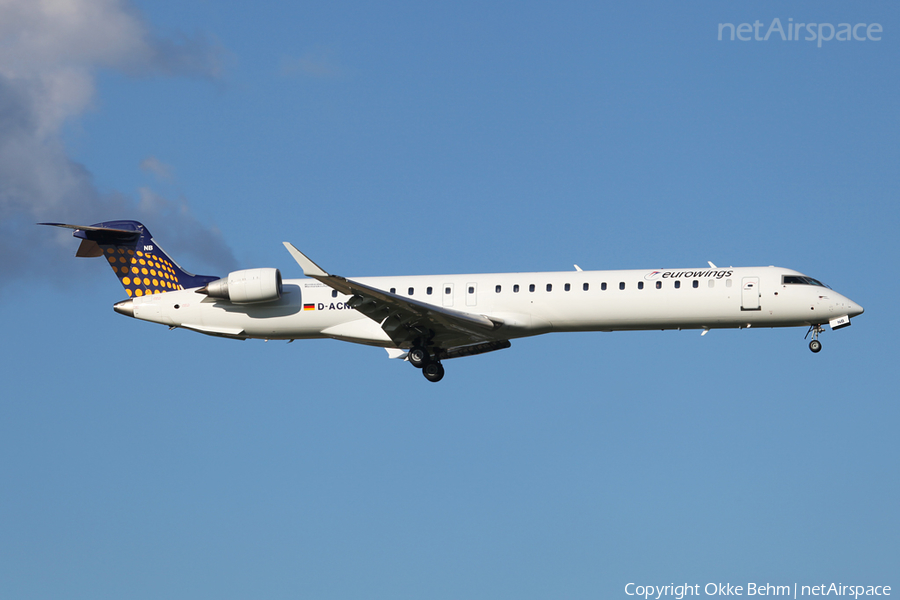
[422,361,445,383]
[407,346,430,369]
[806,325,824,353]
[408,345,444,382]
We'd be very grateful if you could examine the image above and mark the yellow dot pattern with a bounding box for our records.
[102,245,184,296]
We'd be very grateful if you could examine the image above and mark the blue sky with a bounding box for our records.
[2,1,898,598]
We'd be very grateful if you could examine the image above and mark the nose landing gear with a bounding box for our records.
[805,325,824,353]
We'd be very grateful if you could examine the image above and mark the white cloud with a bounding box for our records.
[140,156,173,180]
[0,0,235,286]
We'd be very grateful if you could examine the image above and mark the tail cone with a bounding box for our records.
[114,299,134,318]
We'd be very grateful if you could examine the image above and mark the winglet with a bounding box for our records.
[283,242,329,278]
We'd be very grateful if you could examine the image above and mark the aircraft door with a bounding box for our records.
[466,282,477,307]
[443,283,454,307]
[741,277,761,311]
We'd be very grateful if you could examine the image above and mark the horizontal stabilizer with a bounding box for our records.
[40,222,141,243]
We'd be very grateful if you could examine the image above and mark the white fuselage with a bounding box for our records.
[126,266,863,348]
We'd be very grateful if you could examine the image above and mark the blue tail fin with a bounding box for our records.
[41,220,220,297]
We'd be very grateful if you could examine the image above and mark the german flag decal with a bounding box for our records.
[303,303,316,311]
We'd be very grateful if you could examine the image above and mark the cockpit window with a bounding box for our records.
[782,275,828,288]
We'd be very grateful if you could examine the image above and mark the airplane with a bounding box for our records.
[42,220,864,382]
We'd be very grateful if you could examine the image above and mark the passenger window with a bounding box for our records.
[619,282,625,290]
[565,283,571,291]
[408,287,414,295]
[638,281,644,290]
[692,280,699,288]
[529,284,535,292]
[674,281,681,289]
[332,290,338,298]
[726,279,733,288]
[390,287,396,294]
[583,283,589,291]
[601,282,607,291]
[495,285,501,293]
[656,281,662,289]
[445,287,451,295]
[708,280,715,288]
[546,284,552,292]
[427,287,433,295]
[514,284,520,293]
[468,286,474,294]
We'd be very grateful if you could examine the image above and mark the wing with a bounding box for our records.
[283,243,506,350]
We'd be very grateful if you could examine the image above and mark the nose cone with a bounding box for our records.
[849,301,864,318]
[114,298,134,318]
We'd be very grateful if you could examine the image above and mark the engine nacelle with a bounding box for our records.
[199,268,282,303]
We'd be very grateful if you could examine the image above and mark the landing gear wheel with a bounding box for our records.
[408,346,430,369]
[422,362,445,383]
[806,324,824,353]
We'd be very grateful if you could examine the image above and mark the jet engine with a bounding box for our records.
[198,268,282,303]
